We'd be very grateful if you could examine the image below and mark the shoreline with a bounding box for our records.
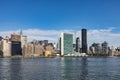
[0,55,120,59]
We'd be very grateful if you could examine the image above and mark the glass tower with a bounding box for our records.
[81,29,87,53]
[61,32,73,55]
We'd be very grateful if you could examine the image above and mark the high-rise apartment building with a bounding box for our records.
[20,33,27,48]
[101,41,109,55]
[91,43,101,54]
[61,32,73,55]
[1,36,11,57]
[11,33,22,56]
[81,29,87,53]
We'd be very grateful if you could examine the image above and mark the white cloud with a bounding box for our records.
[87,28,120,47]
[0,29,74,43]
[0,28,120,47]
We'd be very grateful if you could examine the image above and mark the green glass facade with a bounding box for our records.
[61,33,73,55]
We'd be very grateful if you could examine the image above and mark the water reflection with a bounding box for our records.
[0,58,11,80]
[9,58,22,80]
[80,58,88,80]
[61,57,88,80]
[0,58,22,80]
[0,57,120,80]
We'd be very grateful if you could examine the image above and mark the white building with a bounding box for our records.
[20,30,27,48]
[21,35,27,48]
[1,37,11,57]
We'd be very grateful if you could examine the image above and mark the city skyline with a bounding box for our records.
[0,28,120,47]
[0,0,120,47]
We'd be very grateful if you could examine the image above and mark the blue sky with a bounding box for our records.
[0,0,120,31]
[0,0,120,46]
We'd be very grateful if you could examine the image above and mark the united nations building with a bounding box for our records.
[61,32,73,56]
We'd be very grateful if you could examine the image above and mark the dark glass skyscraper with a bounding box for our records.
[81,29,87,53]
[11,41,22,56]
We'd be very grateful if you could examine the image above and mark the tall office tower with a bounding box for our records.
[91,43,101,54]
[20,30,27,48]
[57,37,61,50]
[11,33,22,56]
[101,41,108,55]
[81,28,87,53]
[61,32,73,56]
[76,37,80,52]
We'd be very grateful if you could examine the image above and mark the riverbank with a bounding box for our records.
[1,55,120,59]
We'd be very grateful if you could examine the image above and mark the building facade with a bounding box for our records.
[21,35,27,48]
[23,43,44,57]
[92,43,101,55]
[81,29,87,53]
[11,34,22,56]
[45,45,55,56]
[101,41,109,55]
[1,37,11,57]
[89,41,110,56]
[57,38,61,50]
[76,37,80,52]
[61,32,73,56]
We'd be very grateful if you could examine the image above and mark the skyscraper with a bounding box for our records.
[91,43,101,55]
[101,41,109,55]
[81,29,87,53]
[57,37,61,50]
[76,37,80,52]
[61,32,73,56]
[11,33,22,56]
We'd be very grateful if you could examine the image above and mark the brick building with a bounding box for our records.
[45,45,55,56]
[23,43,44,57]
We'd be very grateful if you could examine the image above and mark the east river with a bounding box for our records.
[0,57,120,80]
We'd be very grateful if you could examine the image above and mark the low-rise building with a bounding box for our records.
[1,36,11,57]
[23,43,44,57]
[45,45,55,56]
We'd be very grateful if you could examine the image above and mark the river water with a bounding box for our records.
[0,57,120,80]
